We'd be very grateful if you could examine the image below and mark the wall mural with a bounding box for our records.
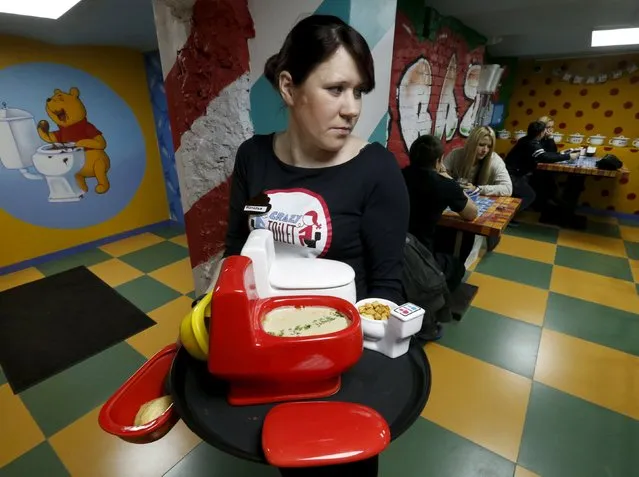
[387,9,485,167]
[0,62,146,229]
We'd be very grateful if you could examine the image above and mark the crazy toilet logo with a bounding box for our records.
[245,189,332,257]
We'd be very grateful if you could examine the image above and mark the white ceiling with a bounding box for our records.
[0,0,638,58]
[425,0,639,58]
[0,0,158,52]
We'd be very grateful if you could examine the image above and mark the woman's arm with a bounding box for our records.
[478,154,513,196]
[361,152,410,303]
[223,143,251,257]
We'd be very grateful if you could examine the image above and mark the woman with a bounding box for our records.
[224,16,408,475]
[224,15,409,307]
[438,126,511,255]
[442,126,512,197]
[538,115,558,152]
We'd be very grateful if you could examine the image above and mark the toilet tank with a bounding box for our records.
[0,107,42,170]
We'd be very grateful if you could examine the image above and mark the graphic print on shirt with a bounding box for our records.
[247,188,332,258]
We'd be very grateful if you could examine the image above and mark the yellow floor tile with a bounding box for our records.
[147,296,194,325]
[170,234,189,248]
[421,344,531,461]
[0,267,44,292]
[620,225,639,243]
[630,259,639,283]
[49,407,201,477]
[494,235,556,264]
[127,296,193,358]
[515,465,541,477]
[467,272,548,326]
[148,258,194,294]
[99,233,165,257]
[550,265,639,314]
[88,259,144,287]
[535,329,639,420]
[0,385,45,467]
[557,230,627,258]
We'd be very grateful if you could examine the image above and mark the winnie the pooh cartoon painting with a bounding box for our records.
[37,87,110,194]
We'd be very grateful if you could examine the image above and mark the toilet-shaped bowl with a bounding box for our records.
[99,344,179,443]
[207,255,364,406]
[32,144,85,177]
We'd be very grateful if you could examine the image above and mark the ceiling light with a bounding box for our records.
[0,0,83,20]
[591,27,639,47]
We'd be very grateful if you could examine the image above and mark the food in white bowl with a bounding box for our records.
[356,298,398,321]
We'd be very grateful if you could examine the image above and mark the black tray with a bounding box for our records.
[169,340,431,463]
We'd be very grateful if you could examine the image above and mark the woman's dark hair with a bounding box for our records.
[527,121,546,138]
[264,15,375,94]
[408,135,444,169]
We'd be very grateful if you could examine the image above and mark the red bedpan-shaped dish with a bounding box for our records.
[99,344,179,444]
[262,401,390,468]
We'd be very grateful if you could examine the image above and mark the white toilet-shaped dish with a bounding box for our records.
[32,144,86,202]
[240,229,357,303]
[356,298,425,359]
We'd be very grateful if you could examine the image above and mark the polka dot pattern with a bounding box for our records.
[502,57,639,215]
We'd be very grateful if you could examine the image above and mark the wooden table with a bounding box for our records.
[437,196,521,320]
[537,156,630,178]
[536,156,630,229]
[439,196,522,254]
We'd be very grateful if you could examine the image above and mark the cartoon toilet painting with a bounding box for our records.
[0,87,110,203]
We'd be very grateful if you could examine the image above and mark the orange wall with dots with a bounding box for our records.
[496,54,639,215]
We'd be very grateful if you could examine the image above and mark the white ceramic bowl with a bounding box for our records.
[355,298,398,340]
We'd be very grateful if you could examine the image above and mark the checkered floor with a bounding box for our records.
[1,217,638,477]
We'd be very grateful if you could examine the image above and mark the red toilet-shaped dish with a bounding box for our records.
[262,401,391,468]
[99,344,179,444]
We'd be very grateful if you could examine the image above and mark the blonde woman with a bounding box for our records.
[538,116,558,153]
[443,126,512,197]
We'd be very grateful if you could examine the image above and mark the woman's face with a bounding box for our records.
[475,135,492,161]
[286,47,364,152]
[545,122,555,137]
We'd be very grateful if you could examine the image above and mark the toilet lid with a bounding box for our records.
[269,258,355,290]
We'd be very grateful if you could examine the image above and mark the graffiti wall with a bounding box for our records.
[387,6,486,167]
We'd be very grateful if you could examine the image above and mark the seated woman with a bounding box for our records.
[439,125,511,253]
[403,134,477,292]
[443,125,512,197]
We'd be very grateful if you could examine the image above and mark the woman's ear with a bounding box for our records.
[278,71,295,107]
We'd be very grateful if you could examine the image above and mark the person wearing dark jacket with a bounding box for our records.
[505,120,575,212]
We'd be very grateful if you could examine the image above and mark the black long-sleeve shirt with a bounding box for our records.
[224,134,409,303]
[505,136,570,177]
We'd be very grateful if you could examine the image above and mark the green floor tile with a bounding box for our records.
[0,366,6,387]
[19,342,146,437]
[152,223,185,239]
[583,220,621,238]
[119,241,189,273]
[505,222,559,243]
[545,293,639,357]
[624,241,639,260]
[164,442,279,477]
[518,382,639,477]
[474,252,553,289]
[380,418,515,477]
[0,442,69,477]
[554,246,633,281]
[35,249,112,276]
[115,276,182,313]
[439,308,541,378]
[618,217,639,227]
[187,291,197,300]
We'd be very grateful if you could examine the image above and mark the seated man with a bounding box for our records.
[505,120,575,213]
[403,135,478,292]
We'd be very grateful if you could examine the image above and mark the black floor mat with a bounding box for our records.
[0,266,155,393]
